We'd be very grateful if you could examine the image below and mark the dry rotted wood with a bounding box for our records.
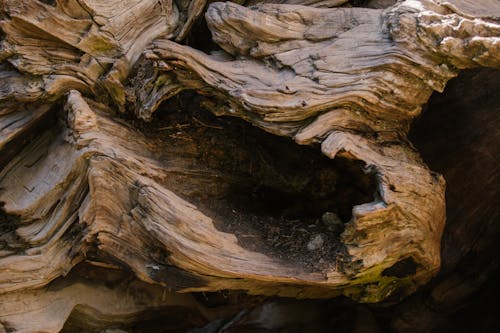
[0,0,499,332]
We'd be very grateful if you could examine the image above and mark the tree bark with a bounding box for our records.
[0,0,498,332]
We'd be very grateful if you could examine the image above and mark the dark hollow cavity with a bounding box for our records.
[128,92,378,272]
[382,257,418,278]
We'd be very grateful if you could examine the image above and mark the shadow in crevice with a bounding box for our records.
[398,67,500,332]
[128,92,378,272]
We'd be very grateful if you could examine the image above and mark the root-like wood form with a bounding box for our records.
[0,0,498,331]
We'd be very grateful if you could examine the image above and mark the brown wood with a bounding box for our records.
[0,0,498,331]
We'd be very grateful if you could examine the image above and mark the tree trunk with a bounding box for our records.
[0,0,498,332]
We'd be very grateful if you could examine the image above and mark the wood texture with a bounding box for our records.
[0,0,499,331]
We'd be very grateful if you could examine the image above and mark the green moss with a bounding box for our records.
[340,264,416,303]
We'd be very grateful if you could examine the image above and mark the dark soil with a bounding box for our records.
[127,92,377,272]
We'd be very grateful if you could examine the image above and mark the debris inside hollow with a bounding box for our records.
[127,93,377,272]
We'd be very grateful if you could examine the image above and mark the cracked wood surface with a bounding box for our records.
[0,0,499,331]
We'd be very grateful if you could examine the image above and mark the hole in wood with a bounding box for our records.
[38,0,56,7]
[128,92,378,272]
[0,208,23,256]
[382,257,418,278]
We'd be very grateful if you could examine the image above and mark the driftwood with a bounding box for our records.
[0,0,499,332]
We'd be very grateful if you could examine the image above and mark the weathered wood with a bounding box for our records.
[135,0,499,293]
[0,264,218,333]
[0,0,203,110]
[0,0,499,331]
[210,67,499,333]
[143,0,499,126]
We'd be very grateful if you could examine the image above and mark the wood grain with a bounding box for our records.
[0,0,498,331]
